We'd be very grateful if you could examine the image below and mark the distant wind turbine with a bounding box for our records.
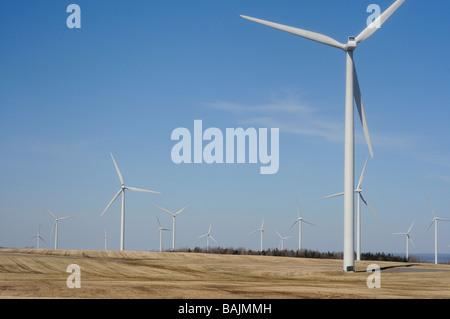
[155,204,191,251]
[99,229,112,251]
[198,224,217,252]
[425,200,450,264]
[286,198,315,252]
[322,154,378,261]
[101,153,160,251]
[393,220,415,260]
[45,207,73,250]
[155,216,170,252]
[241,0,406,272]
[249,218,269,252]
[275,230,291,250]
[30,225,45,249]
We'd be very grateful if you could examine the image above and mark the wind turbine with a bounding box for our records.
[101,153,160,251]
[275,230,291,250]
[30,225,45,249]
[155,204,191,251]
[393,220,415,260]
[155,216,170,252]
[198,224,217,252]
[99,229,113,251]
[241,0,406,272]
[249,218,269,252]
[286,198,315,252]
[425,200,450,264]
[45,207,73,250]
[322,154,378,261]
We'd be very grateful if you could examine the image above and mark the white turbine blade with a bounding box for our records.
[50,221,57,238]
[359,194,379,219]
[110,153,124,185]
[407,220,415,233]
[355,0,406,44]
[249,229,260,235]
[198,234,207,239]
[261,217,265,229]
[101,189,122,216]
[301,218,316,226]
[161,228,170,232]
[155,205,175,217]
[275,230,282,238]
[210,235,217,243]
[296,198,300,218]
[392,232,407,235]
[126,186,160,194]
[208,224,212,234]
[357,154,370,189]
[321,192,344,199]
[408,234,416,248]
[354,65,374,159]
[175,204,191,216]
[45,206,57,220]
[425,219,435,235]
[286,219,299,232]
[59,215,74,221]
[156,216,162,228]
[438,218,450,222]
[240,15,346,50]
[428,199,436,218]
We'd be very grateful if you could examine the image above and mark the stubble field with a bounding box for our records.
[0,248,449,299]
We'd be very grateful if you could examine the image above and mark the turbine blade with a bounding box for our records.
[321,192,344,199]
[407,220,415,233]
[240,15,346,50]
[110,153,124,185]
[438,218,450,222]
[126,186,160,194]
[408,235,416,248]
[101,189,122,216]
[286,219,299,232]
[296,198,300,218]
[210,235,217,243]
[355,0,406,44]
[301,219,316,226]
[424,220,435,235]
[428,199,436,218]
[156,216,162,227]
[59,215,73,221]
[45,206,57,220]
[357,154,370,189]
[155,205,175,216]
[354,65,374,159]
[175,204,191,216]
[392,232,407,235]
[360,194,379,219]
[275,230,282,238]
[50,221,56,238]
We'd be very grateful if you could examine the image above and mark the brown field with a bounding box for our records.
[0,247,449,299]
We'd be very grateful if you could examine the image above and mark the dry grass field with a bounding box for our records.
[1,247,450,299]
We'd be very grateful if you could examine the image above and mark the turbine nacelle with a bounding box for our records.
[345,36,357,51]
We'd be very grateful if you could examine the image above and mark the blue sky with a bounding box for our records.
[1,0,450,257]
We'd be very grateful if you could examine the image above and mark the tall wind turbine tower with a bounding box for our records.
[101,153,160,251]
[241,0,406,272]
[45,207,73,250]
[250,218,269,252]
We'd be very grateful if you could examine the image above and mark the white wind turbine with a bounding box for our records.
[155,216,170,252]
[241,0,406,272]
[275,230,291,250]
[425,200,450,264]
[155,204,191,251]
[286,198,315,251]
[393,220,415,260]
[322,154,378,261]
[249,218,269,252]
[101,153,160,251]
[198,224,217,252]
[45,207,73,250]
[99,229,113,251]
[30,225,45,249]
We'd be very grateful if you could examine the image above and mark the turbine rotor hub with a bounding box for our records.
[346,36,357,51]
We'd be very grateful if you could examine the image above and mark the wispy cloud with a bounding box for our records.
[202,92,414,150]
